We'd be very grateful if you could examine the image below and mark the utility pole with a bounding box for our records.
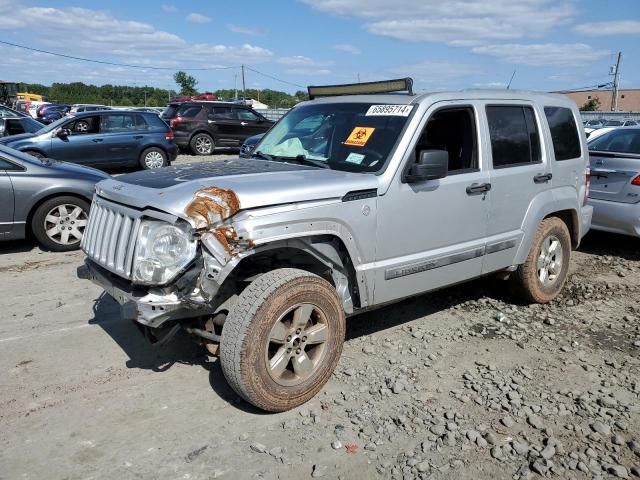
[234,73,238,100]
[610,51,622,112]
[241,65,246,103]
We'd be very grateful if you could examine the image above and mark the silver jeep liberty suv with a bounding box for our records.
[78,79,593,411]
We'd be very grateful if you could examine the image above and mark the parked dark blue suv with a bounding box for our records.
[0,110,177,169]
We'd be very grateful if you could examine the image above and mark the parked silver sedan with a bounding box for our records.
[588,127,640,237]
[0,144,109,251]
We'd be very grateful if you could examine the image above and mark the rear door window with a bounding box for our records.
[210,107,234,119]
[5,119,26,135]
[103,114,137,133]
[543,107,581,160]
[486,105,541,168]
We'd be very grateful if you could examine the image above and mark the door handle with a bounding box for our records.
[92,138,103,143]
[533,173,552,183]
[240,122,248,126]
[466,182,491,195]
[132,135,143,140]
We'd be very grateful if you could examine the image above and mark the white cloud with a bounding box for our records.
[303,0,575,45]
[186,13,211,24]
[277,55,333,67]
[573,20,640,36]
[227,24,265,36]
[333,44,361,55]
[161,4,177,13]
[472,43,610,67]
[285,68,332,76]
[389,61,482,84]
[0,3,272,64]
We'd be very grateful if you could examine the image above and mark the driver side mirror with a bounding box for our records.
[406,149,449,183]
[56,128,71,138]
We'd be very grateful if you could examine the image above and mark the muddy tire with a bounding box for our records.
[220,268,345,412]
[510,217,571,303]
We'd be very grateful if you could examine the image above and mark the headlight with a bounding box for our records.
[132,220,197,284]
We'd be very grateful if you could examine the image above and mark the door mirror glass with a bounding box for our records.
[406,149,449,182]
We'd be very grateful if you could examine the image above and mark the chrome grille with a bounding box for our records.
[81,197,141,279]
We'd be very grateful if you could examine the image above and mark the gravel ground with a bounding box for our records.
[0,153,639,480]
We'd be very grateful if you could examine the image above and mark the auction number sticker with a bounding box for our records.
[365,104,413,116]
[344,127,375,147]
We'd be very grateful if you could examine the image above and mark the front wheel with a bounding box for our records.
[510,217,571,303]
[31,196,90,251]
[220,268,345,412]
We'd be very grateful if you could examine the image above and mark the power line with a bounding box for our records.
[244,65,305,88]
[0,39,238,71]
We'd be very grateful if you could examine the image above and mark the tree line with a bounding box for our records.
[17,81,308,108]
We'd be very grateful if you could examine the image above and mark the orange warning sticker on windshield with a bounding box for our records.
[344,127,375,147]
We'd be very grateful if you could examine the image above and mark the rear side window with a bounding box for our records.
[544,107,581,160]
[486,105,541,168]
[143,114,169,129]
[177,106,202,118]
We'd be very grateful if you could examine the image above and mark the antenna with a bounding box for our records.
[507,70,517,89]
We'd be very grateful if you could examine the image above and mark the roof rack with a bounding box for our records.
[307,78,414,99]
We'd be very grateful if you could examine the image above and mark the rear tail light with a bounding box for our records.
[631,174,640,186]
[169,116,185,128]
[584,167,591,205]
[164,130,174,140]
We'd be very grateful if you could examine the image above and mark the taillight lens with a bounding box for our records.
[169,117,184,128]
[165,130,174,140]
[631,174,640,186]
[584,167,591,205]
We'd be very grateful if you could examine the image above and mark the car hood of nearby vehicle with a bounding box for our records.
[43,159,110,180]
[0,132,37,145]
[95,158,379,226]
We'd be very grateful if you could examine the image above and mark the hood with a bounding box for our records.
[0,132,36,144]
[95,158,379,227]
[44,159,110,181]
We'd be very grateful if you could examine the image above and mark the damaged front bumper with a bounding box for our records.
[77,260,214,328]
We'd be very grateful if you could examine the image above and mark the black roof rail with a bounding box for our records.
[307,78,414,99]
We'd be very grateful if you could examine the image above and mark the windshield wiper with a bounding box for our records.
[281,154,331,169]
[251,150,274,161]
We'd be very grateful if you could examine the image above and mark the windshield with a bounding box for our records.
[254,102,413,173]
[589,129,640,154]
[37,115,75,134]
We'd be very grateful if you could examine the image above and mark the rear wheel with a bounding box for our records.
[190,133,214,155]
[139,147,168,169]
[220,268,345,412]
[510,217,571,303]
[31,196,90,251]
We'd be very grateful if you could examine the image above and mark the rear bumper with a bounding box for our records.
[167,143,179,161]
[77,260,212,328]
[173,131,191,148]
[579,204,593,241]
[588,197,640,237]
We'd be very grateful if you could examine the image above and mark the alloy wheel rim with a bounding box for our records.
[44,204,87,245]
[537,234,563,286]
[265,303,328,387]
[145,151,164,168]
[195,136,212,154]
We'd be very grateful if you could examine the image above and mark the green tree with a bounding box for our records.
[173,71,198,96]
[580,98,601,111]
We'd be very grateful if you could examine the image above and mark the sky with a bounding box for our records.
[0,0,638,94]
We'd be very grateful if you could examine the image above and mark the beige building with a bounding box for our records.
[557,89,640,112]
